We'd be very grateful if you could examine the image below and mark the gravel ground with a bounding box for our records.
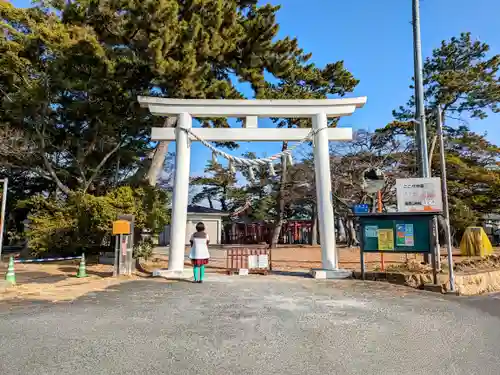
[0,275,499,375]
[455,292,500,318]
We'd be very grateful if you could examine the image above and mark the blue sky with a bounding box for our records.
[193,0,500,178]
[11,0,500,181]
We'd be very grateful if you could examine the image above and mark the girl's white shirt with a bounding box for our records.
[189,233,210,260]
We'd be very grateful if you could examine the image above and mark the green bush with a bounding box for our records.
[22,186,170,257]
[133,238,154,260]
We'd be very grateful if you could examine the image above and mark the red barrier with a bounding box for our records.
[225,247,270,275]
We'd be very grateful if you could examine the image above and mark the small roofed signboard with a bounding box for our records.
[395,177,443,212]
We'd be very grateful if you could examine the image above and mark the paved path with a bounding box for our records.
[0,276,500,374]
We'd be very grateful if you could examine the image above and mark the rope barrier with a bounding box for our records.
[184,127,322,166]
[14,256,82,264]
[182,126,328,180]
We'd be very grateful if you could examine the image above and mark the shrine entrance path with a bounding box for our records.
[0,276,499,375]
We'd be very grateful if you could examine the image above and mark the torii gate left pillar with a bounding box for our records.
[139,97,367,279]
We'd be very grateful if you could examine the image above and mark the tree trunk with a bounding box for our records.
[428,135,438,167]
[348,218,359,247]
[269,146,288,249]
[221,186,228,211]
[342,218,350,247]
[336,216,346,243]
[344,217,359,247]
[437,214,447,245]
[310,203,318,245]
[146,117,177,186]
[270,223,282,248]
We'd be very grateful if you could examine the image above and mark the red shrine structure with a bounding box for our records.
[222,201,314,245]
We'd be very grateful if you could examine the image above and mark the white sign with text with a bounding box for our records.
[396,177,442,212]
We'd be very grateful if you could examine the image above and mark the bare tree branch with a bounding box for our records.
[83,141,122,193]
[34,125,71,195]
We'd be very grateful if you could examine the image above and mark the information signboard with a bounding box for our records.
[356,213,433,254]
[395,177,442,212]
[354,212,437,281]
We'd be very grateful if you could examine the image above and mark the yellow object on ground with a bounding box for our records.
[460,227,493,257]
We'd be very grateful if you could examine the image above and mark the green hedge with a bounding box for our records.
[22,186,170,256]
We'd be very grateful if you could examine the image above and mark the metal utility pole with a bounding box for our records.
[436,107,455,292]
[413,0,437,266]
[0,178,8,262]
[412,0,430,178]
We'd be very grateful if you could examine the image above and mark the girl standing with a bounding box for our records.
[189,222,210,283]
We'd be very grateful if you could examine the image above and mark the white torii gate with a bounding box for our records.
[138,96,367,279]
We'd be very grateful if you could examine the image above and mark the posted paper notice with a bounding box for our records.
[378,229,394,251]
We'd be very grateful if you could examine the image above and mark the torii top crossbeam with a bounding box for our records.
[138,96,367,142]
[138,96,366,117]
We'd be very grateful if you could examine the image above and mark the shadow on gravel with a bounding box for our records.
[57,266,112,278]
[452,294,500,319]
[14,272,68,284]
[270,270,312,278]
[0,279,164,314]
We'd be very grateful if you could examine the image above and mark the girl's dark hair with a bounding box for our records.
[196,222,205,232]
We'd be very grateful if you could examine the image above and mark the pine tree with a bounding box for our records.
[380,33,500,242]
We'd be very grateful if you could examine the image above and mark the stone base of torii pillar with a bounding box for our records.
[310,268,352,279]
[152,268,192,280]
[153,268,353,280]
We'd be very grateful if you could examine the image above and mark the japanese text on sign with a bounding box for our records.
[395,177,442,212]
